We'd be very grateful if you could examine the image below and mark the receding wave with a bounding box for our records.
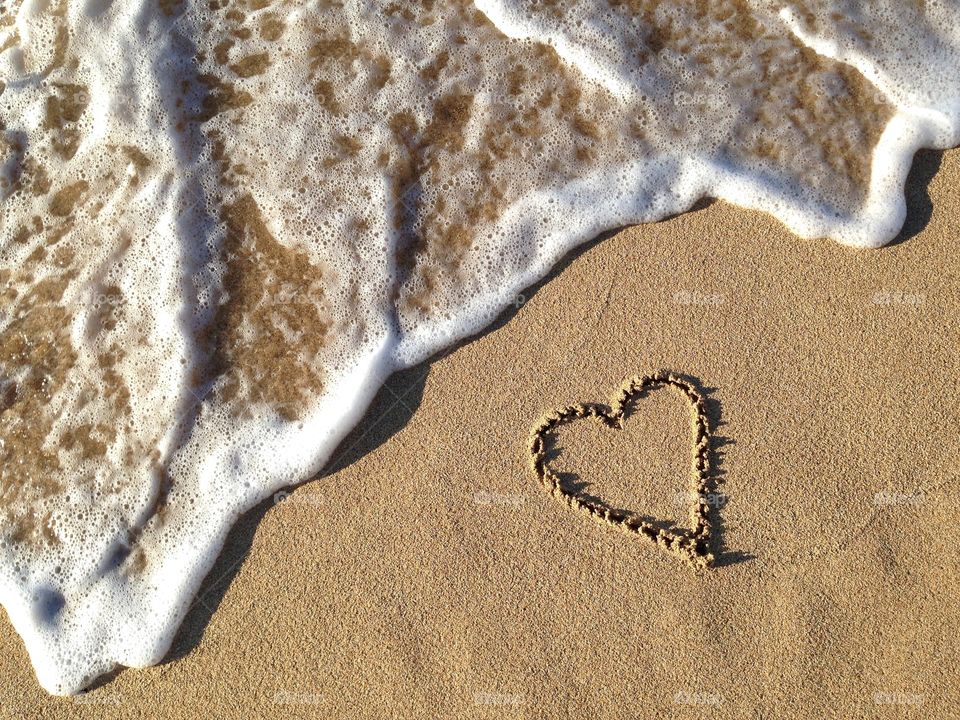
[0,0,957,693]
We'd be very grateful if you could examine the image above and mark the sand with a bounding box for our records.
[1,149,957,718]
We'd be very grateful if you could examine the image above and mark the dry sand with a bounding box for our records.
[1,149,958,719]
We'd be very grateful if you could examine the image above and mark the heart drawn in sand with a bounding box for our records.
[528,372,717,569]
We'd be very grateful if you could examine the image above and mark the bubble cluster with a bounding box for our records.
[0,0,957,695]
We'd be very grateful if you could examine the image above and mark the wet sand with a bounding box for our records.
[1,149,957,718]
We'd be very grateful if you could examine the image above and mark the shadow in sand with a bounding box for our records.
[887,149,944,247]
[161,199,729,669]
[676,374,753,568]
[163,494,276,664]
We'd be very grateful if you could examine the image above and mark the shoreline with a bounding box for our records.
[1,148,957,717]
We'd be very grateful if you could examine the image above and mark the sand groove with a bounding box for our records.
[529,372,717,568]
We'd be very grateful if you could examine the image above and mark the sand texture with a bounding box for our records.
[0,150,957,718]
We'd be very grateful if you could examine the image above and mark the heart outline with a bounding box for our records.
[529,371,716,569]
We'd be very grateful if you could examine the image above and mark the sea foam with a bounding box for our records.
[0,0,957,693]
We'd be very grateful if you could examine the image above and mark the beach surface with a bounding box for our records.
[1,149,957,719]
